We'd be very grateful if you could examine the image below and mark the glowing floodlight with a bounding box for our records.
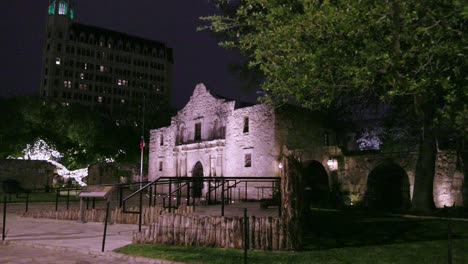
[327,159,338,171]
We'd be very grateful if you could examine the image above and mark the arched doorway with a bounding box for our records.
[366,162,410,211]
[302,161,330,207]
[192,162,204,198]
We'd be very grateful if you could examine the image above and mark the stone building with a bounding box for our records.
[40,0,173,122]
[148,83,335,200]
[149,83,466,209]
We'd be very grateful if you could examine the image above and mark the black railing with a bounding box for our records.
[162,181,189,210]
[120,176,281,232]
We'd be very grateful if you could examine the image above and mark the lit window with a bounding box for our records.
[48,2,55,15]
[243,117,249,133]
[244,154,252,168]
[84,63,88,70]
[80,73,84,80]
[63,81,71,88]
[98,96,103,103]
[117,79,122,86]
[58,1,67,15]
[56,58,61,65]
[121,99,125,104]
[99,66,107,72]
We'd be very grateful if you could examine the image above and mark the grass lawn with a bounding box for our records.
[1,191,80,203]
[115,209,468,264]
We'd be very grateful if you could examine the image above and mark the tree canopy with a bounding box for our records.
[0,96,172,169]
[202,0,467,211]
[202,0,466,131]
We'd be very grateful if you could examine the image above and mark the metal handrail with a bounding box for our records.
[122,180,158,204]
[121,178,171,213]
[162,181,189,208]
[119,176,282,231]
[204,179,224,201]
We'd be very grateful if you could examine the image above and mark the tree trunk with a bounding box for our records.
[280,156,303,250]
[411,108,437,212]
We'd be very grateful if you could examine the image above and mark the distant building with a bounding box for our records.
[40,0,173,121]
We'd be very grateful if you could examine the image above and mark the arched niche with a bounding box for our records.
[302,160,330,207]
[366,161,411,211]
[192,162,204,198]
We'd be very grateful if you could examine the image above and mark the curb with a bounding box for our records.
[1,240,184,264]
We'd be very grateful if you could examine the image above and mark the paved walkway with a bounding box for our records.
[0,243,176,264]
[0,213,182,264]
[0,199,277,263]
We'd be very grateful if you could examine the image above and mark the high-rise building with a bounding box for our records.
[40,0,173,122]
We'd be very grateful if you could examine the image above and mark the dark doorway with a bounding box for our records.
[303,161,330,207]
[192,162,204,198]
[366,162,410,211]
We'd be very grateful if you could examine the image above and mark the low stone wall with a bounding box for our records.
[134,214,286,251]
[0,159,55,191]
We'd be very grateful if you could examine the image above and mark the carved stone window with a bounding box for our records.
[244,154,251,168]
[195,122,201,141]
[243,117,249,133]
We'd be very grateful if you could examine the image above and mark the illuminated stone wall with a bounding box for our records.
[330,151,464,208]
[224,104,278,177]
[433,151,464,207]
[149,84,281,199]
[0,159,55,191]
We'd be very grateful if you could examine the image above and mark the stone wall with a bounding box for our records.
[87,163,138,185]
[325,151,464,208]
[0,159,55,191]
[433,151,464,207]
[338,152,418,204]
[225,103,278,177]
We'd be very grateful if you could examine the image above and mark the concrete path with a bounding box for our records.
[0,243,177,264]
[0,213,182,264]
[0,200,278,263]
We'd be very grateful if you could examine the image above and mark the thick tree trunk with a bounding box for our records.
[411,110,437,212]
[280,156,303,250]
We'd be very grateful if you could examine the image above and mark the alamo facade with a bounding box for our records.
[149,83,466,209]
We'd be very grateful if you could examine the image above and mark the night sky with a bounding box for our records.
[2,0,257,109]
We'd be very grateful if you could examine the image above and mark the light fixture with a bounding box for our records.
[278,162,283,169]
[327,158,338,171]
